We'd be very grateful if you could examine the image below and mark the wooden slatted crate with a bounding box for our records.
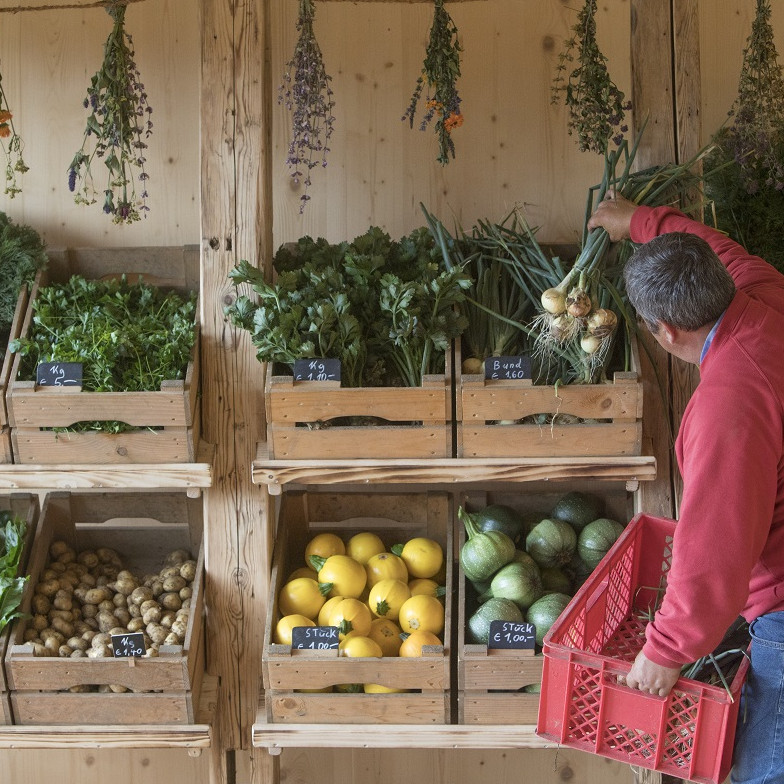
[263,490,453,724]
[456,337,643,458]
[0,277,33,463]
[6,247,201,465]
[6,491,205,725]
[265,369,452,460]
[456,484,632,725]
[0,494,39,725]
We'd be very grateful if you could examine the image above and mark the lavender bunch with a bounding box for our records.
[402,0,463,165]
[0,67,28,198]
[552,0,630,155]
[721,0,784,193]
[68,2,153,225]
[279,0,336,214]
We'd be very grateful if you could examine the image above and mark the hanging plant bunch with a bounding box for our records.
[279,0,336,214]
[0,64,29,198]
[67,2,153,225]
[402,0,463,165]
[704,0,784,271]
[551,0,631,155]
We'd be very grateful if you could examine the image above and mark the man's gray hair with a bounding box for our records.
[623,232,735,333]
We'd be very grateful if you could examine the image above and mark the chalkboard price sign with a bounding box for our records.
[488,620,536,650]
[293,358,341,382]
[111,632,147,658]
[291,625,340,650]
[484,356,532,381]
[36,362,83,387]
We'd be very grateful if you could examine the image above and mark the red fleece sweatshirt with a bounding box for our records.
[630,206,784,669]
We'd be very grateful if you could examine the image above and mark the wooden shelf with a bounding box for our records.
[0,724,212,750]
[0,444,214,494]
[252,711,553,753]
[252,442,657,494]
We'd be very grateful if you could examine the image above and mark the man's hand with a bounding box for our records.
[586,190,637,242]
[622,650,681,697]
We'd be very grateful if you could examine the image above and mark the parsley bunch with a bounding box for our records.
[279,0,336,214]
[68,3,153,225]
[226,226,470,388]
[0,511,28,634]
[403,0,464,165]
[552,0,630,155]
[0,65,28,198]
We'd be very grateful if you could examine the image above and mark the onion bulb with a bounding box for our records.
[549,313,573,342]
[580,334,602,355]
[541,288,567,315]
[462,357,484,375]
[566,288,592,318]
[587,308,618,338]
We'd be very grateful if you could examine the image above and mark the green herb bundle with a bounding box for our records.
[0,65,28,198]
[0,212,47,352]
[10,276,197,431]
[226,226,470,388]
[0,511,28,634]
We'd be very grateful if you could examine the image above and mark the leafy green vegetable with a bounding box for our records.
[0,211,47,351]
[9,275,197,432]
[226,226,471,388]
[0,511,28,633]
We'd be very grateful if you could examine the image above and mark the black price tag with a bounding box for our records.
[484,356,532,381]
[111,632,147,658]
[36,362,83,387]
[488,620,536,650]
[293,358,341,382]
[290,625,339,650]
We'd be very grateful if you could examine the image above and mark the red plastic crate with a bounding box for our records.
[537,513,748,784]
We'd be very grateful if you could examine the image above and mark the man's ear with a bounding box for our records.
[657,321,679,346]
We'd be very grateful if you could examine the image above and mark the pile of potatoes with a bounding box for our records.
[24,540,198,678]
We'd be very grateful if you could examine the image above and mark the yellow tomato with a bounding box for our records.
[316,554,367,598]
[328,597,372,639]
[408,578,445,599]
[278,577,327,620]
[363,683,409,693]
[339,635,383,658]
[368,617,403,657]
[346,532,386,565]
[274,614,315,645]
[366,552,408,587]
[394,537,443,579]
[287,566,317,581]
[398,594,445,635]
[399,629,442,658]
[304,532,345,566]
[367,578,411,619]
[318,595,346,626]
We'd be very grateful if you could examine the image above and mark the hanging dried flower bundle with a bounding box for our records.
[552,0,630,155]
[0,64,28,198]
[279,0,336,214]
[68,2,153,225]
[402,0,463,165]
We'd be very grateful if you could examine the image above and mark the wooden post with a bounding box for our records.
[200,0,273,782]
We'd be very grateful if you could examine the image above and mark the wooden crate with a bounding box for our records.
[263,489,453,724]
[0,494,39,725]
[456,484,632,725]
[0,277,33,462]
[6,491,205,725]
[456,336,643,458]
[6,246,201,465]
[265,370,452,459]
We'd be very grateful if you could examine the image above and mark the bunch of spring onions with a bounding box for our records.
[426,131,714,385]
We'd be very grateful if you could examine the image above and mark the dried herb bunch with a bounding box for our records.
[403,0,463,165]
[0,66,28,198]
[279,0,336,214]
[68,2,153,225]
[552,0,630,155]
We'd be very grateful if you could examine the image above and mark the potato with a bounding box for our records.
[91,632,112,648]
[23,628,40,643]
[48,540,71,560]
[55,548,76,565]
[142,605,162,625]
[146,623,168,644]
[170,618,189,639]
[165,548,191,566]
[159,592,182,611]
[159,566,181,581]
[129,586,154,606]
[112,591,128,608]
[49,609,74,622]
[179,586,193,601]
[179,560,198,582]
[81,630,97,643]
[52,589,73,611]
[35,578,60,598]
[79,573,97,588]
[108,626,127,637]
[150,579,164,598]
[43,636,62,654]
[87,645,111,658]
[81,603,98,619]
[162,575,186,593]
[30,642,47,657]
[97,610,117,633]
[58,644,73,657]
[127,603,142,619]
[107,684,129,693]
[50,616,74,638]
[113,607,131,627]
[77,550,99,569]
[67,636,89,652]
[97,599,115,614]
[162,632,181,647]
[113,574,138,596]
[83,586,111,605]
[127,617,145,633]
[95,547,121,565]
[70,649,87,658]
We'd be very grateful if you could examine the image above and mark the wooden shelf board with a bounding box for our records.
[252,712,552,751]
[0,724,211,750]
[253,442,656,494]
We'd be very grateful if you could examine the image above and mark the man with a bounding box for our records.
[587,192,784,784]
